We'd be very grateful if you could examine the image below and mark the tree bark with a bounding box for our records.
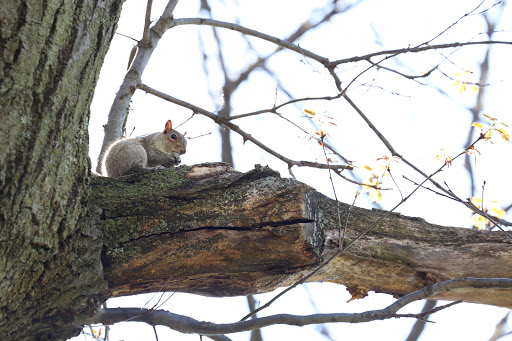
[92,163,512,308]
[0,1,123,340]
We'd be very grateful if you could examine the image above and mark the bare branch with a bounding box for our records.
[78,278,512,336]
[422,0,487,44]
[171,18,329,64]
[330,41,512,66]
[141,0,153,46]
[227,94,343,121]
[136,83,353,172]
[366,59,438,83]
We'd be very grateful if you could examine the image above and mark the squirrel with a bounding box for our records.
[101,119,187,177]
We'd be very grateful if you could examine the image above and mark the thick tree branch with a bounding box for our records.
[90,163,512,307]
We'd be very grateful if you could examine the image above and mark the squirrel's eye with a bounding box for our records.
[171,134,177,140]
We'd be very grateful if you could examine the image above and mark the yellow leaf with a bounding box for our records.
[472,214,487,230]
[490,207,506,219]
[484,130,493,140]
[362,185,382,203]
[93,328,102,337]
[361,175,383,203]
[470,197,506,229]
[435,149,445,160]
[304,109,316,117]
[472,122,483,129]
[495,128,510,141]
[471,196,482,208]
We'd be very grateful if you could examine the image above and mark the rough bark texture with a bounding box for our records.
[0,1,123,340]
[91,163,512,308]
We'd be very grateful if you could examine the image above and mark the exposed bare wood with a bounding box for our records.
[90,163,512,308]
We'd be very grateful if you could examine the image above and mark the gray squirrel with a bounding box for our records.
[102,120,187,177]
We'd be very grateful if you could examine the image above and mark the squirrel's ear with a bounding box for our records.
[163,120,172,134]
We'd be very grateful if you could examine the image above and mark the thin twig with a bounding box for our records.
[388,169,403,201]
[367,59,438,82]
[329,40,512,66]
[402,176,457,201]
[396,300,461,320]
[405,300,437,341]
[320,138,343,252]
[341,192,359,251]
[482,180,486,214]
[227,94,343,121]
[115,32,139,42]
[333,168,381,188]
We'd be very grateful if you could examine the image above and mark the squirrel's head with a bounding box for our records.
[163,120,187,155]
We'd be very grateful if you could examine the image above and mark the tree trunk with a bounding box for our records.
[0,1,123,340]
[92,163,512,308]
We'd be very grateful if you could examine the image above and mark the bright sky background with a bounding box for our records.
[80,0,512,340]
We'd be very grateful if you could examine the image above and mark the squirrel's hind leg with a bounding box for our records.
[118,144,163,176]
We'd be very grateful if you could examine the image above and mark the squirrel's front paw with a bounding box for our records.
[172,152,181,165]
